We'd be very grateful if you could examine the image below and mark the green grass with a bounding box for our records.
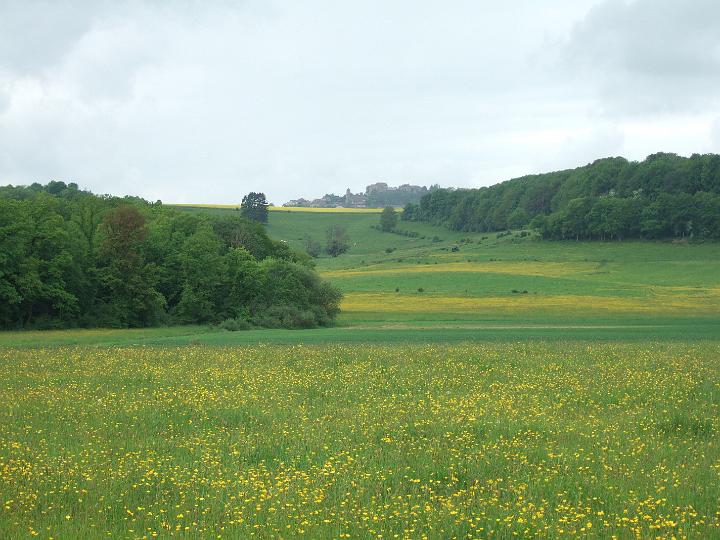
[1,343,718,538]
[3,208,717,345]
[2,208,720,537]
[263,209,720,337]
[2,317,719,349]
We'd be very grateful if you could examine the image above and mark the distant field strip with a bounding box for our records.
[340,323,670,330]
[171,204,384,213]
[268,206,385,213]
[341,292,720,315]
[323,261,599,278]
[171,203,241,208]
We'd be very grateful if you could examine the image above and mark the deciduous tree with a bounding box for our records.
[241,192,269,223]
[380,206,398,232]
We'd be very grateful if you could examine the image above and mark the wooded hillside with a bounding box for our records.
[0,183,341,329]
[403,153,720,240]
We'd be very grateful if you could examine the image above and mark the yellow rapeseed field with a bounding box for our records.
[268,206,385,213]
[322,261,597,279]
[340,292,720,316]
[1,343,718,538]
[171,204,385,213]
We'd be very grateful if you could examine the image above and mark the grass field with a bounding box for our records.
[266,209,720,339]
[2,208,719,538]
[2,343,719,538]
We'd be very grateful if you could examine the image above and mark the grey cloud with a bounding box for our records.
[0,0,105,74]
[564,0,720,115]
[55,21,161,103]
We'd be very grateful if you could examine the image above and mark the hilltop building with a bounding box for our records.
[344,188,367,208]
[284,182,431,208]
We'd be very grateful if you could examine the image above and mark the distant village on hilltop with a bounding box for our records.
[284,182,436,208]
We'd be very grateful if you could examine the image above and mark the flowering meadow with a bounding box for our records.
[1,342,718,538]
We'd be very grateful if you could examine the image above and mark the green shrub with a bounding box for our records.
[252,305,317,329]
[220,318,253,331]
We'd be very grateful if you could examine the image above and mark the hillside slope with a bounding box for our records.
[268,209,720,336]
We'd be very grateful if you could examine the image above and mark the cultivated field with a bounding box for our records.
[1,209,719,538]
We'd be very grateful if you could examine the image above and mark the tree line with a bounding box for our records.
[402,153,720,240]
[0,182,341,329]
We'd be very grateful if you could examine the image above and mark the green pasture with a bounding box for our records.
[265,209,720,335]
[3,206,715,345]
[1,317,718,348]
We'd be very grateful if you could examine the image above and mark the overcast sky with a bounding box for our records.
[1,0,719,204]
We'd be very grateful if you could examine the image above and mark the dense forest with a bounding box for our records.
[402,153,720,240]
[0,182,341,329]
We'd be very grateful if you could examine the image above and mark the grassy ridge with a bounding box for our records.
[262,208,720,334]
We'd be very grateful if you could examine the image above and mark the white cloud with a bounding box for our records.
[711,118,720,150]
